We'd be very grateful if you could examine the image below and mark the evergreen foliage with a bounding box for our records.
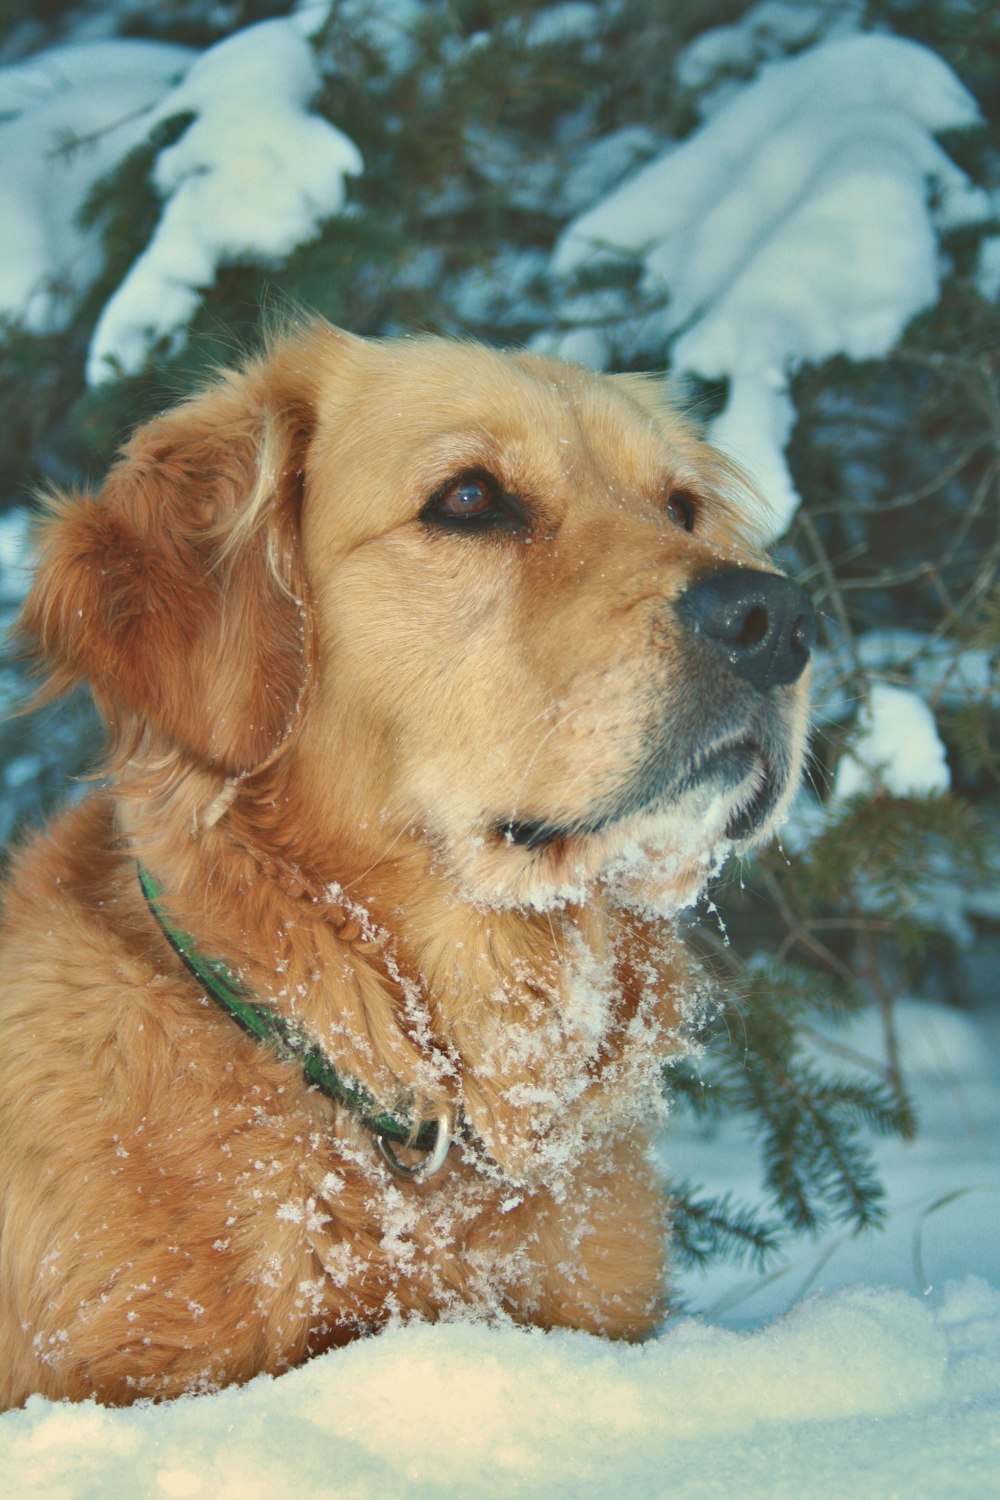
[1,0,997,1276]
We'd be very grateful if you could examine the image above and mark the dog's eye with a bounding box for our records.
[666,491,697,533]
[437,476,496,519]
[421,471,528,535]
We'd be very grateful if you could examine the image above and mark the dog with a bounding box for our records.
[0,322,814,1405]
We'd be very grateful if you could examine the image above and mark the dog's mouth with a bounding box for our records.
[686,735,781,842]
[498,734,783,854]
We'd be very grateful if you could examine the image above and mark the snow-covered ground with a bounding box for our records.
[4,1284,1000,1498]
[1,996,997,1498]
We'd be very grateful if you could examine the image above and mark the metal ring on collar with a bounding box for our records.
[375,1111,452,1182]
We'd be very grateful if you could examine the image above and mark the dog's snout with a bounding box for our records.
[677,567,817,690]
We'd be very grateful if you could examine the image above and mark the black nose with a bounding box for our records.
[677,567,817,691]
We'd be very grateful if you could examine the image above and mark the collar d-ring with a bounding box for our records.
[375,1110,453,1182]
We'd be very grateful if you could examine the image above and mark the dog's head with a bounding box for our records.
[21,322,813,911]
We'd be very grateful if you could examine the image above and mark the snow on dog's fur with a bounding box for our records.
[0,322,813,1405]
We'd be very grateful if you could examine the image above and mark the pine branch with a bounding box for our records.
[671,967,916,1245]
[669,1182,783,1272]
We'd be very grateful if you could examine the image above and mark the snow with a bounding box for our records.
[0,508,33,605]
[86,20,362,383]
[0,21,360,379]
[832,682,951,802]
[0,40,194,333]
[669,1000,1000,1323]
[547,34,990,539]
[2,1277,998,1499]
[293,0,336,40]
[977,232,1000,302]
[558,124,659,216]
[676,0,864,104]
[330,0,427,75]
[524,3,600,49]
[851,630,994,710]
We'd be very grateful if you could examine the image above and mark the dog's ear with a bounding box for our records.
[20,352,317,775]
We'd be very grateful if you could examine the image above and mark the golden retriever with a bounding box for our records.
[0,322,814,1406]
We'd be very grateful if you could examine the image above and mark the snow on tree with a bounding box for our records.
[832,682,951,802]
[86,17,362,383]
[0,39,194,333]
[0,15,361,380]
[545,33,990,540]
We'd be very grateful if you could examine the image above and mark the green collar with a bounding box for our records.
[137,863,448,1172]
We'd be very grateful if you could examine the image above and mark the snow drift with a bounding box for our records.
[3,1278,998,1499]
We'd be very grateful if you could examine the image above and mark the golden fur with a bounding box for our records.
[0,323,811,1406]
